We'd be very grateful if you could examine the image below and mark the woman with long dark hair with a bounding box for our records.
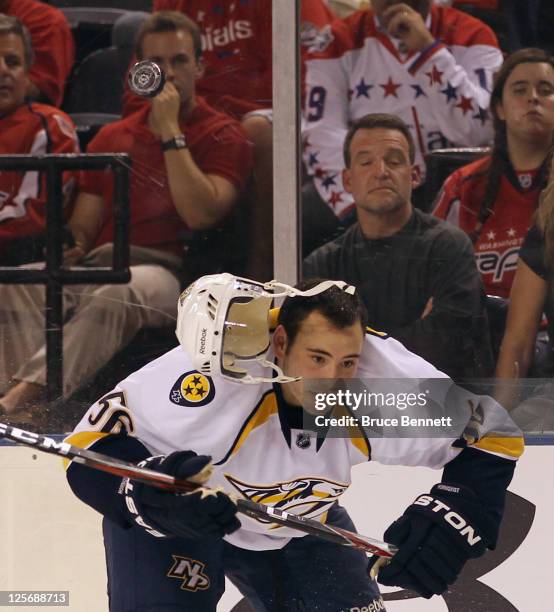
[433,48,554,299]
[495,154,554,412]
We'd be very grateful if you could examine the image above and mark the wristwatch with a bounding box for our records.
[161,134,187,151]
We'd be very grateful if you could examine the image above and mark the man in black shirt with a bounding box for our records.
[304,113,492,381]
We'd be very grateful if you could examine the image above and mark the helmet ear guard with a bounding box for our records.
[175,273,356,384]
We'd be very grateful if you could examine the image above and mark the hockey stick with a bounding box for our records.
[0,422,397,558]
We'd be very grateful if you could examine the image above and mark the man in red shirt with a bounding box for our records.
[0,14,79,264]
[0,0,75,106]
[121,0,337,280]
[0,12,252,420]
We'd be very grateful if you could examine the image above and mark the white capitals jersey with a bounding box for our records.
[302,5,502,218]
[68,330,520,551]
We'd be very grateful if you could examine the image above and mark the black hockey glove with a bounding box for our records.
[122,450,241,539]
[373,483,497,599]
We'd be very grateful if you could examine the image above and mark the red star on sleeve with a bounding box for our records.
[455,96,474,115]
[380,77,402,98]
[328,191,344,208]
[314,167,326,179]
[425,64,444,86]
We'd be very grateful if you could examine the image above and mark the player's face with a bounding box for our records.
[273,311,364,407]
[140,29,201,106]
[0,33,28,117]
[343,128,417,217]
[496,62,554,144]
[372,0,432,20]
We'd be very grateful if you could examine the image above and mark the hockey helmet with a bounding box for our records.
[175,273,355,384]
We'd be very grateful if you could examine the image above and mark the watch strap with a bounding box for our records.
[161,134,187,151]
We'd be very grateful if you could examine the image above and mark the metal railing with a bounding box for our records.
[0,153,131,400]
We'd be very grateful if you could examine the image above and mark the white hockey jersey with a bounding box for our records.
[303,5,502,217]
[67,330,521,551]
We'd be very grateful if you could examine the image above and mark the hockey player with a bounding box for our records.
[65,274,522,610]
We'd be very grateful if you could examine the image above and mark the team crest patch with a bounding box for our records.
[169,371,215,407]
[167,555,210,591]
[225,474,348,527]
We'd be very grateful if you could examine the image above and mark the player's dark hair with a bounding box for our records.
[0,15,34,69]
[278,278,368,349]
[135,11,202,62]
[343,113,416,167]
[469,48,554,243]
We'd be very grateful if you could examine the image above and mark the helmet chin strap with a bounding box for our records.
[225,355,301,385]
[257,279,356,300]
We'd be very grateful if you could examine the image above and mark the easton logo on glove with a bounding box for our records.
[412,494,482,547]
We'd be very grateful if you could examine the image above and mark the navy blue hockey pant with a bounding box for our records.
[103,503,385,611]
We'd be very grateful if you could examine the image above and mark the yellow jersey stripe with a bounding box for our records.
[230,393,279,458]
[350,435,371,459]
[365,325,388,338]
[62,431,110,470]
[472,436,524,459]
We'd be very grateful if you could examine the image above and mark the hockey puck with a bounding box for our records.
[128,60,165,98]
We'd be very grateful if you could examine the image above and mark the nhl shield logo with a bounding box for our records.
[296,432,312,449]
[169,371,215,407]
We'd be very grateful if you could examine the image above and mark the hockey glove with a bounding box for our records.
[374,483,497,599]
[123,450,241,539]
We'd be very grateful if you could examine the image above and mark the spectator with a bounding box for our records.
[433,48,554,299]
[0,0,75,106]
[302,0,502,232]
[0,12,252,422]
[495,159,554,413]
[119,0,337,281]
[304,113,492,382]
[0,14,79,266]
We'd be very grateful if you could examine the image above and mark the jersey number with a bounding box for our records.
[88,390,135,434]
[307,86,327,121]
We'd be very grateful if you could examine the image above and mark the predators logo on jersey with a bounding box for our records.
[225,474,348,528]
[169,371,215,407]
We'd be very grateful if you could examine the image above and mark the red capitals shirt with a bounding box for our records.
[79,97,253,255]
[0,103,79,243]
[432,156,545,298]
[5,0,75,107]
[125,0,336,118]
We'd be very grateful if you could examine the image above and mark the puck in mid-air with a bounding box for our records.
[128,60,165,98]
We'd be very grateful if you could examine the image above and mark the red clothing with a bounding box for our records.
[6,0,75,107]
[0,102,79,243]
[80,97,253,255]
[303,4,501,218]
[125,0,336,118]
[432,156,544,298]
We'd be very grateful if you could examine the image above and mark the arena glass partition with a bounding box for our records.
[1,2,554,612]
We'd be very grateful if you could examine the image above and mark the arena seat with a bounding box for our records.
[64,46,125,115]
[63,7,133,62]
[423,147,490,212]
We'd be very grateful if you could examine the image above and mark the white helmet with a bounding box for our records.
[175,273,355,384]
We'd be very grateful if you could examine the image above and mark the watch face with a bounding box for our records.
[176,136,186,147]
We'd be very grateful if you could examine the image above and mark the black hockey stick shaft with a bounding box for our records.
[0,422,396,558]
